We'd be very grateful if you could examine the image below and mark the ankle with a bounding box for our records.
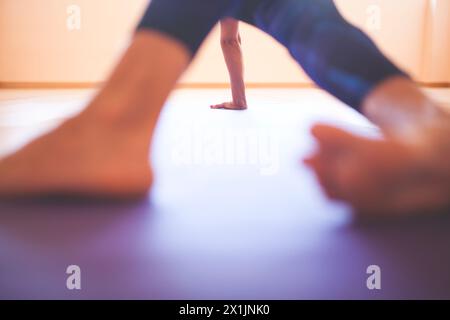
[362,76,445,137]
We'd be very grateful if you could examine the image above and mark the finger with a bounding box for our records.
[311,124,357,144]
[311,124,370,151]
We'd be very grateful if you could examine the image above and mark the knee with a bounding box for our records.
[292,0,344,32]
[254,0,344,42]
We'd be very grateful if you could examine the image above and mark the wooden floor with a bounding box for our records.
[0,88,450,299]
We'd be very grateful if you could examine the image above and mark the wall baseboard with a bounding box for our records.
[0,82,99,89]
[0,82,317,89]
[0,82,449,90]
[416,82,450,88]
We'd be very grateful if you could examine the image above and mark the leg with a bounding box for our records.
[0,32,188,198]
[237,0,450,215]
[211,18,248,110]
[0,0,228,198]
[241,0,445,138]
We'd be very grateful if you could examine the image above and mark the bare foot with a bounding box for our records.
[0,31,192,200]
[304,124,450,216]
[210,102,247,110]
[0,110,153,199]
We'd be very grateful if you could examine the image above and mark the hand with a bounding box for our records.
[210,102,247,110]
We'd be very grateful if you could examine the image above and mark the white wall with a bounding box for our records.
[0,0,448,85]
[421,0,450,83]
[0,0,147,83]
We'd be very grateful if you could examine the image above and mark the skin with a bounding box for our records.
[210,18,248,110]
[0,28,448,217]
[0,31,190,198]
[304,123,450,217]
[304,77,450,216]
